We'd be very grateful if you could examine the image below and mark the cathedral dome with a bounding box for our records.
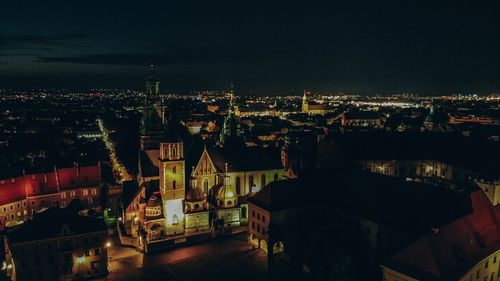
[186,187,206,202]
[216,184,237,201]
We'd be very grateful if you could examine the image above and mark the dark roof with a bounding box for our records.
[161,118,182,143]
[6,208,106,244]
[250,168,473,237]
[248,179,306,212]
[206,146,283,172]
[385,191,500,280]
[139,150,159,177]
[321,132,500,179]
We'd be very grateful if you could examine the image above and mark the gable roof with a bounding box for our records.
[248,179,306,212]
[204,146,283,173]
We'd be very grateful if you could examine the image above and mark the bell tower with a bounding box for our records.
[302,90,309,113]
[159,128,185,235]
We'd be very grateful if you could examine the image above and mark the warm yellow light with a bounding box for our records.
[105,242,111,248]
[6,264,12,270]
[75,256,85,264]
[227,191,234,198]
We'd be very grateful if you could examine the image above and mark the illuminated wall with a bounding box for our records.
[164,199,185,235]
[185,212,210,233]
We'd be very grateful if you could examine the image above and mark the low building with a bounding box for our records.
[382,190,500,281]
[3,208,108,281]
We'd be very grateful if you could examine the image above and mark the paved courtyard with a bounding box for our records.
[101,233,305,281]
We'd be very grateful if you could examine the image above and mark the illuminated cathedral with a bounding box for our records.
[123,67,285,252]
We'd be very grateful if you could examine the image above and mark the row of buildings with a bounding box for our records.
[0,163,103,230]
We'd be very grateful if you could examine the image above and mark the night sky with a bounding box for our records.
[1,0,500,94]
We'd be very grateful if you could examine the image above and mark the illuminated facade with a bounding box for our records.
[3,208,108,281]
[159,140,185,235]
[301,91,332,115]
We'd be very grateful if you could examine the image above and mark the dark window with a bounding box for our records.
[241,207,247,219]
[172,166,176,174]
[261,175,266,187]
[94,248,101,255]
[249,175,254,187]
[274,174,278,181]
[203,179,209,194]
[173,180,176,189]
[235,176,241,195]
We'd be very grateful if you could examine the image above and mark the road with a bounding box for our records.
[102,233,305,281]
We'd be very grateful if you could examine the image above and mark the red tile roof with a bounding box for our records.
[0,177,26,205]
[0,164,101,206]
[57,165,100,190]
[25,172,59,196]
[386,190,500,280]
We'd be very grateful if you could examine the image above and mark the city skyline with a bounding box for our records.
[2,0,500,94]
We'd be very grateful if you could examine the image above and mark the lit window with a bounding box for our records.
[83,189,88,196]
[61,192,66,199]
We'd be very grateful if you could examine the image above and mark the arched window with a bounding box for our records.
[203,179,209,194]
[261,175,266,187]
[235,176,241,195]
[274,173,278,181]
[249,175,254,187]
[172,180,176,189]
[172,146,177,158]
[172,166,176,174]
[172,214,178,225]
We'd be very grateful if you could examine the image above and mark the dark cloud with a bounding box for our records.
[0,33,86,50]
[33,44,295,66]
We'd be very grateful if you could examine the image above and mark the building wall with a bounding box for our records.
[476,181,500,206]
[248,204,270,244]
[185,211,210,234]
[460,250,500,281]
[0,199,29,229]
[217,208,240,228]
[6,231,108,281]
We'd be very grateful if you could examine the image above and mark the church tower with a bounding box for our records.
[220,84,242,147]
[302,90,310,113]
[145,65,160,103]
[140,65,165,150]
[159,121,185,235]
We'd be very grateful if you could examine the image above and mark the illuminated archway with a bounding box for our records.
[249,233,259,248]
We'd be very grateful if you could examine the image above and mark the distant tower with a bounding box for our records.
[140,65,164,150]
[302,90,310,113]
[145,65,160,104]
[159,121,185,235]
[220,84,242,146]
